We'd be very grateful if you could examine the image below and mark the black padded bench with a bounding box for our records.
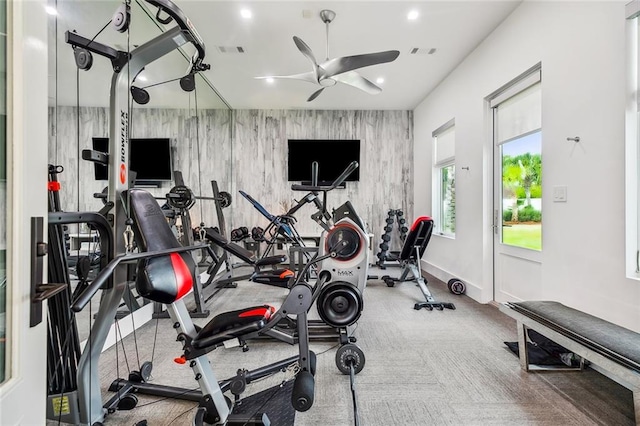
[500,301,640,424]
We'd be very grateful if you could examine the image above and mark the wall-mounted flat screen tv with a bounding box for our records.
[92,137,173,183]
[288,139,360,184]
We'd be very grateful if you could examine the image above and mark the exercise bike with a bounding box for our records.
[72,188,319,425]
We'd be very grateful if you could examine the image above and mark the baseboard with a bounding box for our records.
[420,259,483,302]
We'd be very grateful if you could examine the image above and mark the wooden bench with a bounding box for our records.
[500,301,640,425]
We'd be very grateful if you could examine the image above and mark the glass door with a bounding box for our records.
[0,0,6,385]
[492,74,543,302]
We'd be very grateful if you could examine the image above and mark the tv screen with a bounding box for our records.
[92,137,173,182]
[288,139,360,183]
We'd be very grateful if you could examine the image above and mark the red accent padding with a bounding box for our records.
[280,270,294,279]
[411,216,432,232]
[174,356,186,364]
[239,307,273,320]
[170,253,193,301]
[48,181,61,192]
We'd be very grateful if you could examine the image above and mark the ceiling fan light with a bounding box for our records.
[407,10,419,20]
[240,8,252,19]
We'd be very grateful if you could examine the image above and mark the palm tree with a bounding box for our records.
[503,160,521,222]
[518,153,541,207]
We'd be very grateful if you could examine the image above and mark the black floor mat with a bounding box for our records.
[231,380,295,426]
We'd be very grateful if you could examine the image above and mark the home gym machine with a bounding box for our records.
[62,0,212,423]
[381,216,456,311]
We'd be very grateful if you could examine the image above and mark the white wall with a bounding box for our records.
[414,1,640,331]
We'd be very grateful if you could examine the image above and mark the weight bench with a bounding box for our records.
[381,216,455,311]
[203,227,293,289]
[500,301,640,424]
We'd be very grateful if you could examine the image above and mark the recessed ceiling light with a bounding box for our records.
[45,5,58,16]
[376,77,384,84]
[407,10,419,20]
[241,8,252,19]
[266,77,274,84]
[137,75,148,82]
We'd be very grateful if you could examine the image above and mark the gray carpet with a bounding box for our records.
[49,268,635,425]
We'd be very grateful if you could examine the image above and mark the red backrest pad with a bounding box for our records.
[129,189,196,304]
[399,217,434,261]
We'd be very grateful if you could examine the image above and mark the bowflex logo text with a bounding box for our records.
[119,110,129,184]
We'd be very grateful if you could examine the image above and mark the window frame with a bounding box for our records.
[432,119,456,237]
[626,1,640,280]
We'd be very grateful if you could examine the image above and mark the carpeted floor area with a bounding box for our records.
[49,267,635,425]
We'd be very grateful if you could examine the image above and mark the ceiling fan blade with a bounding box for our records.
[333,71,382,95]
[307,88,325,102]
[255,71,318,84]
[321,50,400,78]
[293,36,321,82]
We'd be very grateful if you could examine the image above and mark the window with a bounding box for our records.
[626,1,640,279]
[491,68,542,251]
[433,120,455,236]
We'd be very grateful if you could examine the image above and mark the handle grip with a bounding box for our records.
[291,161,359,192]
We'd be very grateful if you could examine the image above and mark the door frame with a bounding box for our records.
[0,0,48,424]
[482,64,542,304]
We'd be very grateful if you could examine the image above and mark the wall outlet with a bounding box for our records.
[553,185,567,202]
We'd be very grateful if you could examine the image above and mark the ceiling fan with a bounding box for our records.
[257,9,400,102]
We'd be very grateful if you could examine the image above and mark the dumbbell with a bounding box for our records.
[379,242,389,251]
[381,234,391,242]
[251,226,265,242]
[396,210,404,218]
[230,227,250,242]
[385,218,394,225]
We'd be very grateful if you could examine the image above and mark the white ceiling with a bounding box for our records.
[49,0,522,110]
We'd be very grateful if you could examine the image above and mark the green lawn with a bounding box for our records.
[502,224,541,251]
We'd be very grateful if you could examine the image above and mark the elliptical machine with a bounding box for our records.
[290,161,369,370]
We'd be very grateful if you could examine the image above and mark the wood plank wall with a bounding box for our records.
[49,107,413,253]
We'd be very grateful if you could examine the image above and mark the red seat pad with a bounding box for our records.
[194,305,275,342]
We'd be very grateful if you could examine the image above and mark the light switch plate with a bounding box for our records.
[553,185,567,202]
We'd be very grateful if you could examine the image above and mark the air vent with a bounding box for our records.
[216,46,246,54]
[410,47,437,55]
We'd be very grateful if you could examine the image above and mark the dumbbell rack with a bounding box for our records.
[376,209,408,269]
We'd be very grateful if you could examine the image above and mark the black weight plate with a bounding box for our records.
[335,343,365,375]
[167,185,195,210]
[450,279,466,295]
[219,191,232,208]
